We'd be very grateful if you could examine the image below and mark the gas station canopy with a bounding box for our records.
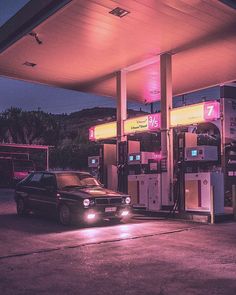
[0,0,236,102]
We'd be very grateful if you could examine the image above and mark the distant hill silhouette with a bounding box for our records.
[0,107,147,169]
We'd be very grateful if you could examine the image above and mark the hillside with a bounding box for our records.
[0,107,146,169]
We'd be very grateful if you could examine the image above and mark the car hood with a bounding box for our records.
[59,186,127,199]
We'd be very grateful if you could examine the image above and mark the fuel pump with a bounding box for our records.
[174,132,198,212]
[117,141,128,193]
[88,155,101,180]
[127,151,161,211]
[184,145,224,214]
[117,140,140,193]
[224,144,236,206]
[88,144,117,189]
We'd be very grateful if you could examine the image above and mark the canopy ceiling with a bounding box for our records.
[0,0,235,103]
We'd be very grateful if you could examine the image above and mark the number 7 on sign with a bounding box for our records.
[203,102,220,121]
[207,105,214,116]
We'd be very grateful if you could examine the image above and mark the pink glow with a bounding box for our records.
[14,171,29,179]
[121,211,129,217]
[154,153,162,160]
[203,101,220,121]
[87,213,96,220]
[89,127,95,141]
[143,65,161,103]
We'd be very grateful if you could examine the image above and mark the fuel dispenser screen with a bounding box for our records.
[191,150,198,157]
[128,154,141,164]
[136,155,141,161]
[129,155,134,161]
[185,146,218,161]
[88,156,100,168]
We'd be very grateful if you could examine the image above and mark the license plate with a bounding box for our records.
[105,207,117,213]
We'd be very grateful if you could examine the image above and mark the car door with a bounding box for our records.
[39,173,57,216]
[24,172,44,211]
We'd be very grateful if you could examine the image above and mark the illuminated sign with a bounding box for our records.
[124,113,161,135]
[89,113,161,141]
[170,101,220,127]
[203,101,220,121]
[89,121,117,141]
[89,101,220,141]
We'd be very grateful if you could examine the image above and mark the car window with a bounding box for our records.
[41,174,56,189]
[79,174,100,186]
[19,173,33,185]
[56,173,100,189]
[27,173,42,187]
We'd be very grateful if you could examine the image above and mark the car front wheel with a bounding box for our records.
[58,204,71,226]
[16,198,28,216]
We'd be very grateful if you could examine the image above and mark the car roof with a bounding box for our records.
[33,171,91,175]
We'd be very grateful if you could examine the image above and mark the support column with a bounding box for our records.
[160,53,173,206]
[116,70,128,192]
[116,70,127,142]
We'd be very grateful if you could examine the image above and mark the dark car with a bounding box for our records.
[15,171,131,225]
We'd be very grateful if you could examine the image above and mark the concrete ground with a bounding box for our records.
[0,189,235,295]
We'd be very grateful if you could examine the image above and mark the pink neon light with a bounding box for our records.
[203,101,220,121]
[143,64,161,103]
[154,153,162,160]
[89,127,95,141]
[148,113,161,130]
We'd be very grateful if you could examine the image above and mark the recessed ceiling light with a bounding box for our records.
[23,61,37,67]
[109,7,130,18]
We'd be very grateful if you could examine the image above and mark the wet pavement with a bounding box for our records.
[0,189,236,295]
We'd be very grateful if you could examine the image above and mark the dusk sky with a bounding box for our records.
[0,0,219,114]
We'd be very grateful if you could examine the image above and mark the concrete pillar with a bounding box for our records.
[116,70,128,192]
[116,70,127,142]
[160,53,173,207]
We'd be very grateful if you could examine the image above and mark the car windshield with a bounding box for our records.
[56,173,100,189]
[13,160,34,172]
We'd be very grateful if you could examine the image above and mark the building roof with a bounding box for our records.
[0,0,235,103]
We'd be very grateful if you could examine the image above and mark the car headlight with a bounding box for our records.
[125,196,131,204]
[83,199,90,207]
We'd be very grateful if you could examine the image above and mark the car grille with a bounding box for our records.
[95,197,122,205]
